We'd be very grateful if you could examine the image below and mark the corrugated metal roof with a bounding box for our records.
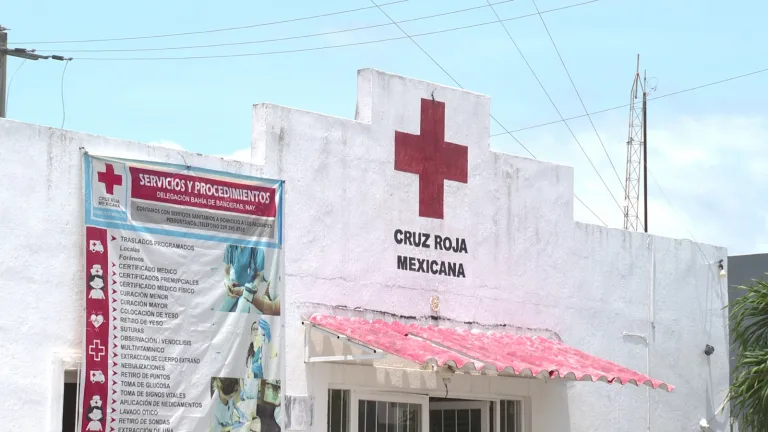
[309,314,673,392]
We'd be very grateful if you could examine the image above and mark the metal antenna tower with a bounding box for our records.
[624,55,647,232]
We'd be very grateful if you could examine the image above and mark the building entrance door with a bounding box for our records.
[429,401,490,432]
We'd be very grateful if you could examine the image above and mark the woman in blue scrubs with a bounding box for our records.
[246,318,271,380]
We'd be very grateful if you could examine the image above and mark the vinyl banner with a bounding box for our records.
[81,154,284,432]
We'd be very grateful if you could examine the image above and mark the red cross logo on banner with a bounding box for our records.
[97,163,123,195]
[395,98,468,219]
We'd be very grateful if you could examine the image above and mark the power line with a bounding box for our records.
[67,1,599,61]
[39,0,520,54]
[483,0,624,218]
[60,59,70,128]
[13,0,411,45]
[368,0,609,227]
[530,0,626,195]
[1,27,73,118]
[494,66,768,135]
[4,58,26,114]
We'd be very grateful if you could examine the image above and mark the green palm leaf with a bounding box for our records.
[726,278,768,431]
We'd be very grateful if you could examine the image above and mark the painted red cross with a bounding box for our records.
[89,340,106,361]
[97,163,123,195]
[395,98,468,219]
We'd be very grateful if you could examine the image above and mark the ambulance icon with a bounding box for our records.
[90,370,105,384]
[89,240,104,254]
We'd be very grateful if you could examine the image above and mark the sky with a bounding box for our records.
[4,0,767,255]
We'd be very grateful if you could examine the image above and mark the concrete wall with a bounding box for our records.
[252,69,730,432]
[0,68,730,432]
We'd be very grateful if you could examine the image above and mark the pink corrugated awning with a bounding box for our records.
[309,315,673,392]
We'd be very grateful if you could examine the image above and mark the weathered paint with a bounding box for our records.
[0,68,730,432]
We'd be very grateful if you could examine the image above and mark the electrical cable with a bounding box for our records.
[496,66,768,135]
[60,60,70,129]
[368,0,609,227]
[530,0,625,194]
[5,58,27,114]
[13,0,411,45]
[67,1,599,61]
[39,0,520,54]
[483,0,625,218]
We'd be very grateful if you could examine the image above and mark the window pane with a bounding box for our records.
[470,409,481,432]
[500,400,521,432]
[366,401,377,432]
[376,401,387,432]
[489,402,495,432]
[328,390,350,432]
[443,410,456,432]
[358,399,421,432]
[359,401,366,432]
[456,409,469,432]
[411,404,421,432]
[430,409,442,432]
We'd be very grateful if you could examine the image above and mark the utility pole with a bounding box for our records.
[623,54,646,232]
[642,71,648,233]
[1,25,72,118]
[1,28,8,119]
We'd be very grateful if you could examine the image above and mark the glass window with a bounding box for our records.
[358,400,422,432]
[328,389,350,432]
[499,400,522,432]
[430,401,488,432]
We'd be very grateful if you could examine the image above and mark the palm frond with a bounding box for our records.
[726,277,768,431]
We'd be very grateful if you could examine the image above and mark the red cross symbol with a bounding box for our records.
[395,98,468,219]
[97,163,123,195]
[89,340,106,361]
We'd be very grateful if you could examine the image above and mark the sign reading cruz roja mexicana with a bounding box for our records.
[394,229,468,278]
[393,98,470,279]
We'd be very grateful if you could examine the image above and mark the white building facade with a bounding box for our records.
[0,68,730,432]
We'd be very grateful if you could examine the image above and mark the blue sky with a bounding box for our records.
[4,0,767,255]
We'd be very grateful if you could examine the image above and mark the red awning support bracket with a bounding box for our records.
[303,321,387,364]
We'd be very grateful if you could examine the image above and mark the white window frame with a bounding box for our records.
[327,384,528,432]
[429,401,490,432]
[48,351,82,432]
[350,391,430,432]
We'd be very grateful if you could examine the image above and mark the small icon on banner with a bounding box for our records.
[90,370,105,384]
[97,163,123,195]
[89,265,106,300]
[86,396,105,431]
[90,313,105,328]
[89,240,105,254]
[88,340,106,361]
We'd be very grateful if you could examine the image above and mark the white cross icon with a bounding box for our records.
[88,340,106,361]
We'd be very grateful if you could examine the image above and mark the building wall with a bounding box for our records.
[253,69,731,432]
[0,68,730,432]
[0,120,268,431]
